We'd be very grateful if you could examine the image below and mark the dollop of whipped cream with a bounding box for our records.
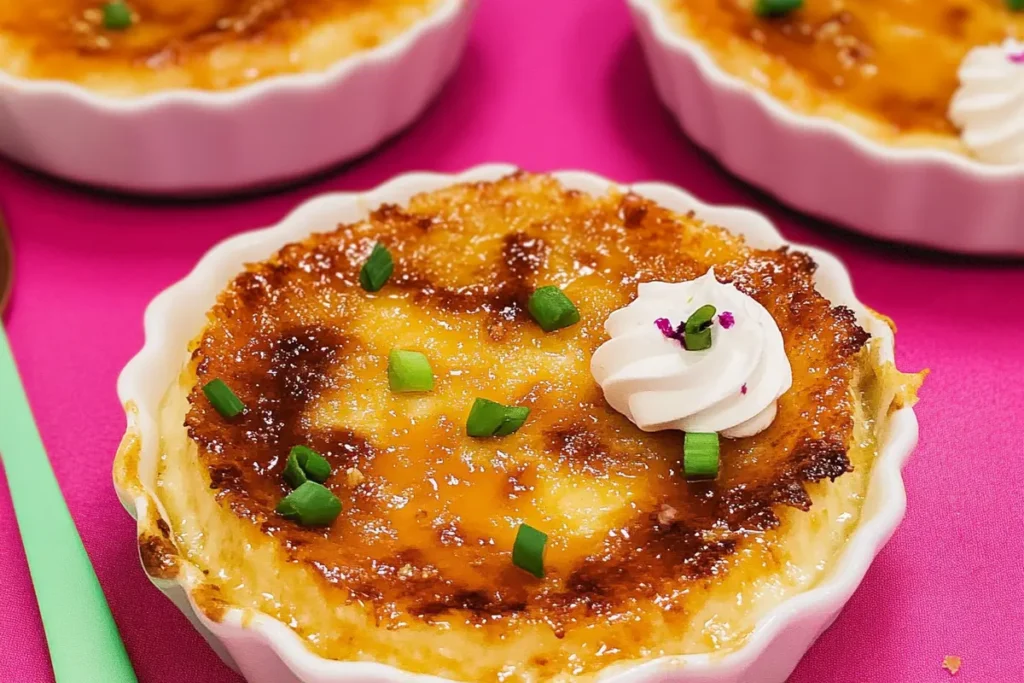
[591,269,792,438]
[949,38,1024,164]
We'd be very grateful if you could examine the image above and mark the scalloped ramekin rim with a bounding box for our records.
[115,163,918,682]
[627,0,1024,180]
[0,0,465,112]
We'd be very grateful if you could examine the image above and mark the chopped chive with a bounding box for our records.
[283,453,308,488]
[684,432,720,481]
[359,243,394,292]
[528,286,580,332]
[466,398,508,437]
[512,523,548,578]
[1009,0,1024,10]
[102,2,133,30]
[275,481,342,526]
[387,349,434,392]
[293,445,331,482]
[202,379,245,418]
[683,304,717,351]
[754,0,802,17]
[467,400,530,438]
[494,406,531,437]
[284,445,331,488]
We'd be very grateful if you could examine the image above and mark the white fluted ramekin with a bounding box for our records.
[0,0,474,195]
[626,0,1024,256]
[114,164,918,683]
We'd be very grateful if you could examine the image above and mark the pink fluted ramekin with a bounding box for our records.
[0,1,474,196]
[114,164,918,683]
[626,0,1024,256]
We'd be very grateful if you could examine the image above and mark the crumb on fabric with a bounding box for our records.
[942,655,961,675]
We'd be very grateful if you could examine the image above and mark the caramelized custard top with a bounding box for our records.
[185,172,868,630]
[667,0,1024,136]
[0,0,438,92]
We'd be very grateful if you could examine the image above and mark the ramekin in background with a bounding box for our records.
[113,164,918,683]
[0,0,475,196]
[626,0,1024,256]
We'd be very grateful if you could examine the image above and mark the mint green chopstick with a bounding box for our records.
[0,325,137,683]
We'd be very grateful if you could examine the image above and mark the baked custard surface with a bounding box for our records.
[143,173,918,680]
[0,0,440,95]
[662,0,1024,150]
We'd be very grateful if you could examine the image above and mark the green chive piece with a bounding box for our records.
[293,445,331,482]
[683,304,717,351]
[684,432,720,481]
[387,349,434,392]
[494,406,531,437]
[359,243,394,292]
[275,481,342,526]
[1009,0,1024,10]
[512,523,548,578]
[102,2,133,30]
[754,0,803,17]
[466,398,508,437]
[284,445,331,489]
[467,400,531,438]
[528,286,581,332]
[202,379,245,418]
[283,453,308,489]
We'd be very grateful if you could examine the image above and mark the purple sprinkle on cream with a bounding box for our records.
[1010,51,1024,65]
[741,383,748,395]
[719,311,735,329]
[655,318,675,338]
[655,318,692,348]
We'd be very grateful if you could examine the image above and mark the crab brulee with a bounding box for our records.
[130,173,920,681]
[659,0,1024,162]
[0,0,443,95]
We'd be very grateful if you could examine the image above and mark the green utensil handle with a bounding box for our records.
[0,325,137,683]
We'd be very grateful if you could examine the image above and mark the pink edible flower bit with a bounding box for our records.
[654,318,690,348]
[718,311,735,329]
[1009,51,1024,65]
[741,383,748,395]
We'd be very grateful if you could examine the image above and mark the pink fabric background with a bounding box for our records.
[2,0,1022,681]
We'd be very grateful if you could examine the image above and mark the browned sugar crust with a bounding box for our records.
[185,171,869,629]
[0,0,437,91]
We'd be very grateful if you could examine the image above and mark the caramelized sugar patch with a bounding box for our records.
[0,0,439,91]
[668,0,1024,134]
[185,172,868,630]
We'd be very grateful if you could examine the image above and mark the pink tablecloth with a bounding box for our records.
[2,1,1022,681]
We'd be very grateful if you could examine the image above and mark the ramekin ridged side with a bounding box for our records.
[0,0,475,195]
[113,164,918,683]
[626,0,1024,256]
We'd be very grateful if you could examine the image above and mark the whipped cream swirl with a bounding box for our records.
[949,39,1024,165]
[591,269,792,438]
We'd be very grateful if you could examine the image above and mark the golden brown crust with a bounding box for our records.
[0,0,438,92]
[664,0,1024,140]
[191,584,231,623]
[138,518,180,581]
[184,172,868,630]
[112,415,142,498]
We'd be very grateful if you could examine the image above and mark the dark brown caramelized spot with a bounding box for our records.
[672,0,1024,134]
[139,520,180,580]
[186,172,869,631]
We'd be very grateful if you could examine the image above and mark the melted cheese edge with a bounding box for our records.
[153,342,900,681]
